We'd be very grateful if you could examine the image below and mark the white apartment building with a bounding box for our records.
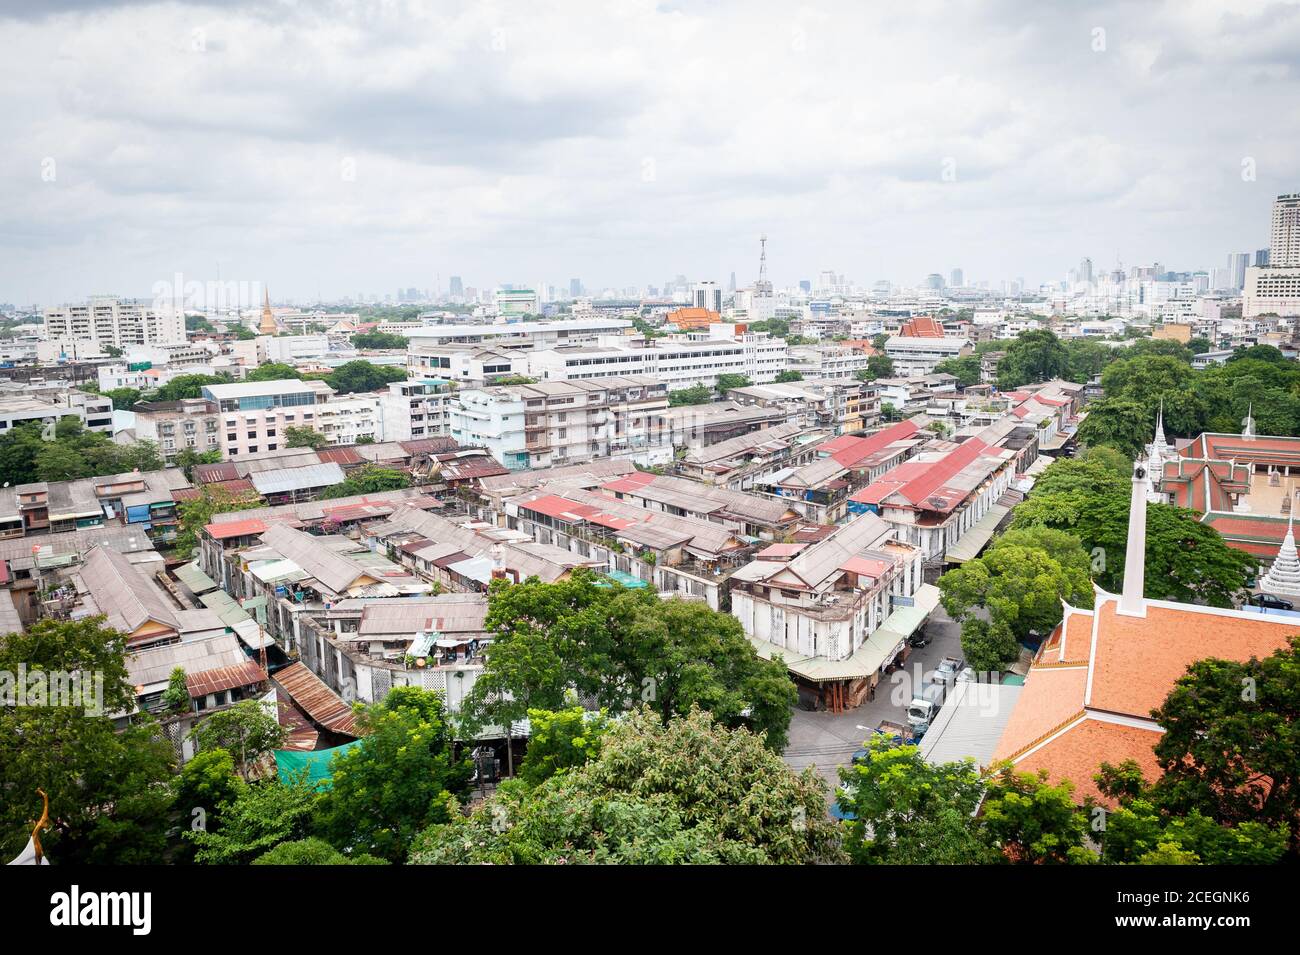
[406,345,527,386]
[526,330,787,389]
[883,335,971,376]
[402,317,631,350]
[0,391,115,437]
[378,380,452,441]
[787,345,873,380]
[202,379,331,457]
[450,376,671,471]
[313,395,383,446]
[43,297,185,347]
[1271,192,1300,268]
[1244,266,1300,318]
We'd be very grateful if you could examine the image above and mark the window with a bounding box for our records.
[248,446,258,453]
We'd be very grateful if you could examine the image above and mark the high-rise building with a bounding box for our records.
[569,278,582,298]
[692,281,722,313]
[449,276,464,299]
[1255,249,1270,267]
[729,271,737,293]
[1244,193,1300,318]
[925,273,944,290]
[949,268,964,288]
[1270,193,1300,268]
[1078,258,1093,285]
[1227,252,1250,290]
[43,296,185,347]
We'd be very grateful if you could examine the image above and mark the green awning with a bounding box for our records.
[174,561,218,596]
[943,504,1010,564]
[873,583,943,643]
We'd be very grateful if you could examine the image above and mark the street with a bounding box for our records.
[781,602,965,792]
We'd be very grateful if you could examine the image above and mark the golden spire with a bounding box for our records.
[259,285,278,335]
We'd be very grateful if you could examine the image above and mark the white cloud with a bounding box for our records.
[1,0,1298,302]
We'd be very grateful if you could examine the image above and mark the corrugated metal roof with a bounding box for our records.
[186,660,267,698]
[273,662,358,736]
[78,545,178,637]
[251,462,346,496]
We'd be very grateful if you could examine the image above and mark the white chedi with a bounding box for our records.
[1261,511,1300,598]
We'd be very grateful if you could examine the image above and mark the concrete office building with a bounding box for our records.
[43,297,185,347]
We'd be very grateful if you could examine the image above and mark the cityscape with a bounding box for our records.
[1,0,1298,922]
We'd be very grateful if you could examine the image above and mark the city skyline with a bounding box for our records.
[2,1,1299,304]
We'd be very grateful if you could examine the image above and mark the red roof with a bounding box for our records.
[756,543,807,559]
[839,556,892,578]
[193,462,241,484]
[317,447,366,466]
[521,494,636,530]
[186,661,266,697]
[205,518,268,539]
[825,419,921,469]
[603,471,658,494]
[898,316,945,338]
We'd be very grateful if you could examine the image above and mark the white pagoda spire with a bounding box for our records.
[1119,455,1150,617]
[1243,402,1256,440]
[1261,507,1300,597]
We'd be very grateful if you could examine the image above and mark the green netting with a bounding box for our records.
[274,740,363,789]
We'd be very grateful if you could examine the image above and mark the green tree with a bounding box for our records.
[938,527,1094,671]
[153,373,231,402]
[838,739,995,864]
[934,354,981,387]
[253,837,388,865]
[318,687,471,863]
[980,766,1092,864]
[1031,457,1129,497]
[284,425,327,449]
[173,448,222,481]
[326,360,407,395]
[518,706,611,787]
[411,707,843,864]
[1064,338,1120,383]
[1012,491,1252,608]
[1099,353,1203,436]
[1078,444,1131,478]
[186,775,321,864]
[668,384,714,406]
[997,330,1069,388]
[1147,637,1300,854]
[467,572,797,751]
[319,464,411,499]
[351,331,409,349]
[162,667,190,713]
[244,362,304,382]
[1074,397,1152,458]
[190,700,288,780]
[174,485,264,556]
[0,617,176,864]
[858,354,894,381]
[102,387,143,411]
[716,373,752,392]
[773,370,804,384]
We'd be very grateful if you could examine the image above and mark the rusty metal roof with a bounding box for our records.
[272,661,358,736]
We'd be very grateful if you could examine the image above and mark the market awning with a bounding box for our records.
[873,583,943,644]
[943,504,1010,564]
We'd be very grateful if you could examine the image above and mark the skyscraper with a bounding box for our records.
[1255,249,1271,267]
[1078,257,1093,285]
[1271,193,1300,268]
[569,278,582,298]
[449,275,464,298]
[949,268,964,288]
[692,281,722,313]
[1227,252,1250,290]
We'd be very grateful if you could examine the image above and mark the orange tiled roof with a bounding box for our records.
[993,590,1299,804]
[899,316,945,338]
[1087,597,1298,717]
[1012,719,1163,806]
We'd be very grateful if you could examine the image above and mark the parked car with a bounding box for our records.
[932,655,964,687]
[1251,592,1294,611]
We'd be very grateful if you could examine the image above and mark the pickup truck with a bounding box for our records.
[932,656,964,687]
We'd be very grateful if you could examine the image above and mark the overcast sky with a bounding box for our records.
[2,0,1298,305]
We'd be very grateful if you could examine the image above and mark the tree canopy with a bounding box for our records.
[409,707,842,864]
[466,571,798,751]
